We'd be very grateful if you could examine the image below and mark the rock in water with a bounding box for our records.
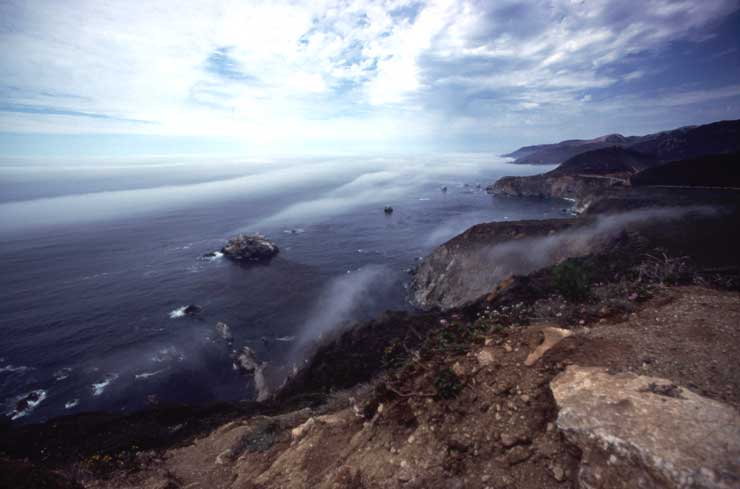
[221,234,278,262]
[551,366,740,489]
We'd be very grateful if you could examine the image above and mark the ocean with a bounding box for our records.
[0,154,561,423]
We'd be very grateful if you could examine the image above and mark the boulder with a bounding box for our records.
[524,326,573,366]
[183,304,201,316]
[221,234,278,262]
[551,366,740,489]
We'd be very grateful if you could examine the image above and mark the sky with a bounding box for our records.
[1,0,739,157]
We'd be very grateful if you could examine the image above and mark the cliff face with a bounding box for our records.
[489,173,626,208]
[410,219,579,310]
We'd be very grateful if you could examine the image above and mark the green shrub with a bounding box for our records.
[434,367,463,399]
[552,260,591,301]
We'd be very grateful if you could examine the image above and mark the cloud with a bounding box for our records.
[0,0,738,153]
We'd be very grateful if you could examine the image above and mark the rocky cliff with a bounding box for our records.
[488,147,657,211]
[410,219,579,310]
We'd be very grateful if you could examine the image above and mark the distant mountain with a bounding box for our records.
[503,134,642,165]
[504,119,740,165]
[629,120,740,162]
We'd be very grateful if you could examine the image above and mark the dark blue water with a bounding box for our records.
[0,155,562,423]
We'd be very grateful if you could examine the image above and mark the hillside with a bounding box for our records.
[631,152,740,188]
[488,146,650,207]
[548,146,658,177]
[505,119,740,165]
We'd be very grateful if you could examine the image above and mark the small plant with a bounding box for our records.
[552,260,591,301]
[433,367,463,400]
[233,420,278,455]
[382,339,405,369]
[636,252,693,285]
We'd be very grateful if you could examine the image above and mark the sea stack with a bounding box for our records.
[221,234,279,263]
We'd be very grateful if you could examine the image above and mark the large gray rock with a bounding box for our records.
[221,234,278,262]
[551,366,740,489]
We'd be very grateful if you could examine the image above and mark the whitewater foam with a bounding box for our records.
[65,399,79,409]
[92,373,119,396]
[169,306,187,319]
[0,364,33,374]
[152,346,185,363]
[135,368,168,380]
[203,251,223,261]
[7,389,47,420]
[53,367,72,381]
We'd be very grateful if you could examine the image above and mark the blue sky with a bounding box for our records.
[1,0,739,157]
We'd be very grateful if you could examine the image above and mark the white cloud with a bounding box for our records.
[0,0,738,152]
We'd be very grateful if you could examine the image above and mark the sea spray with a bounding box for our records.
[295,265,396,349]
[414,205,720,310]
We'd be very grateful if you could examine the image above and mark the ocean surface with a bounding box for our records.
[0,154,562,423]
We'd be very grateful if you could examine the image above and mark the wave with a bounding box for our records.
[135,368,169,380]
[53,367,72,381]
[0,364,33,374]
[202,251,223,262]
[92,373,119,396]
[275,336,296,342]
[65,399,79,409]
[169,306,187,319]
[6,389,47,420]
[151,346,185,363]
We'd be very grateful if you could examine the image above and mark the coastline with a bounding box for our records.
[3,176,740,488]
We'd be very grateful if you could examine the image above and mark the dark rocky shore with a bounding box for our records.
[3,121,740,489]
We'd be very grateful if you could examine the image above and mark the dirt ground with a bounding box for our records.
[77,285,740,489]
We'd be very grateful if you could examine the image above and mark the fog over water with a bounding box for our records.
[0,154,565,423]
